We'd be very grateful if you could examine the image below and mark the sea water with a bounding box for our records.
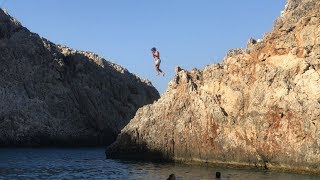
[0,148,318,179]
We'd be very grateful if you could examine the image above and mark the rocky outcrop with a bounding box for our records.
[107,0,320,174]
[0,9,159,146]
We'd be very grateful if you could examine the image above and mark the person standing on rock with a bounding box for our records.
[151,47,165,76]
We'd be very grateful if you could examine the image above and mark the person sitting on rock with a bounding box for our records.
[151,47,165,76]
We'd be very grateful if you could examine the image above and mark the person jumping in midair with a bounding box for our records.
[151,47,165,76]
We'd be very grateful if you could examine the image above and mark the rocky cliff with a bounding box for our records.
[0,9,159,146]
[107,0,320,174]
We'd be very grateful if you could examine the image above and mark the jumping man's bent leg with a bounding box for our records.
[154,64,160,75]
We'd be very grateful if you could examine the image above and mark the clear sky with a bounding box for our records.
[1,0,286,94]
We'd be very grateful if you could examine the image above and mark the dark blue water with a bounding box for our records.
[0,148,318,179]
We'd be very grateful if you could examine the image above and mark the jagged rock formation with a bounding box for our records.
[107,0,320,174]
[0,9,159,146]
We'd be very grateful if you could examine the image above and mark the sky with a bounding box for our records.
[1,0,286,94]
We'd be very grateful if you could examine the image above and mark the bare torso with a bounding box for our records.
[153,50,160,60]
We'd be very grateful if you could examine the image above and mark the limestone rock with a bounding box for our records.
[107,0,320,174]
[0,9,159,146]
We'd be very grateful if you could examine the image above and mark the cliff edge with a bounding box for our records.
[0,9,160,146]
[107,0,320,174]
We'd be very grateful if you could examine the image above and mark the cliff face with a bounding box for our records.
[0,9,159,146]
[107,0,320,174]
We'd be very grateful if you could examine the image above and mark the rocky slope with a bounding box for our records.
[0,9,159,146]
[107,0,320,174]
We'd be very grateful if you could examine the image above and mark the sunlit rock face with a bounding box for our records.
[0,9,159,146]
[107,0,320,174]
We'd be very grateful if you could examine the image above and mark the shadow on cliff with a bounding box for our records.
[106,132,173,162]
[55,51,159,146]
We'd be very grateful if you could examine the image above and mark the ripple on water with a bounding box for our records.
[0,148,319,179]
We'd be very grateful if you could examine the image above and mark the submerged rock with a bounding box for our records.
[107,0,320,175]
[0,9,159,146]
